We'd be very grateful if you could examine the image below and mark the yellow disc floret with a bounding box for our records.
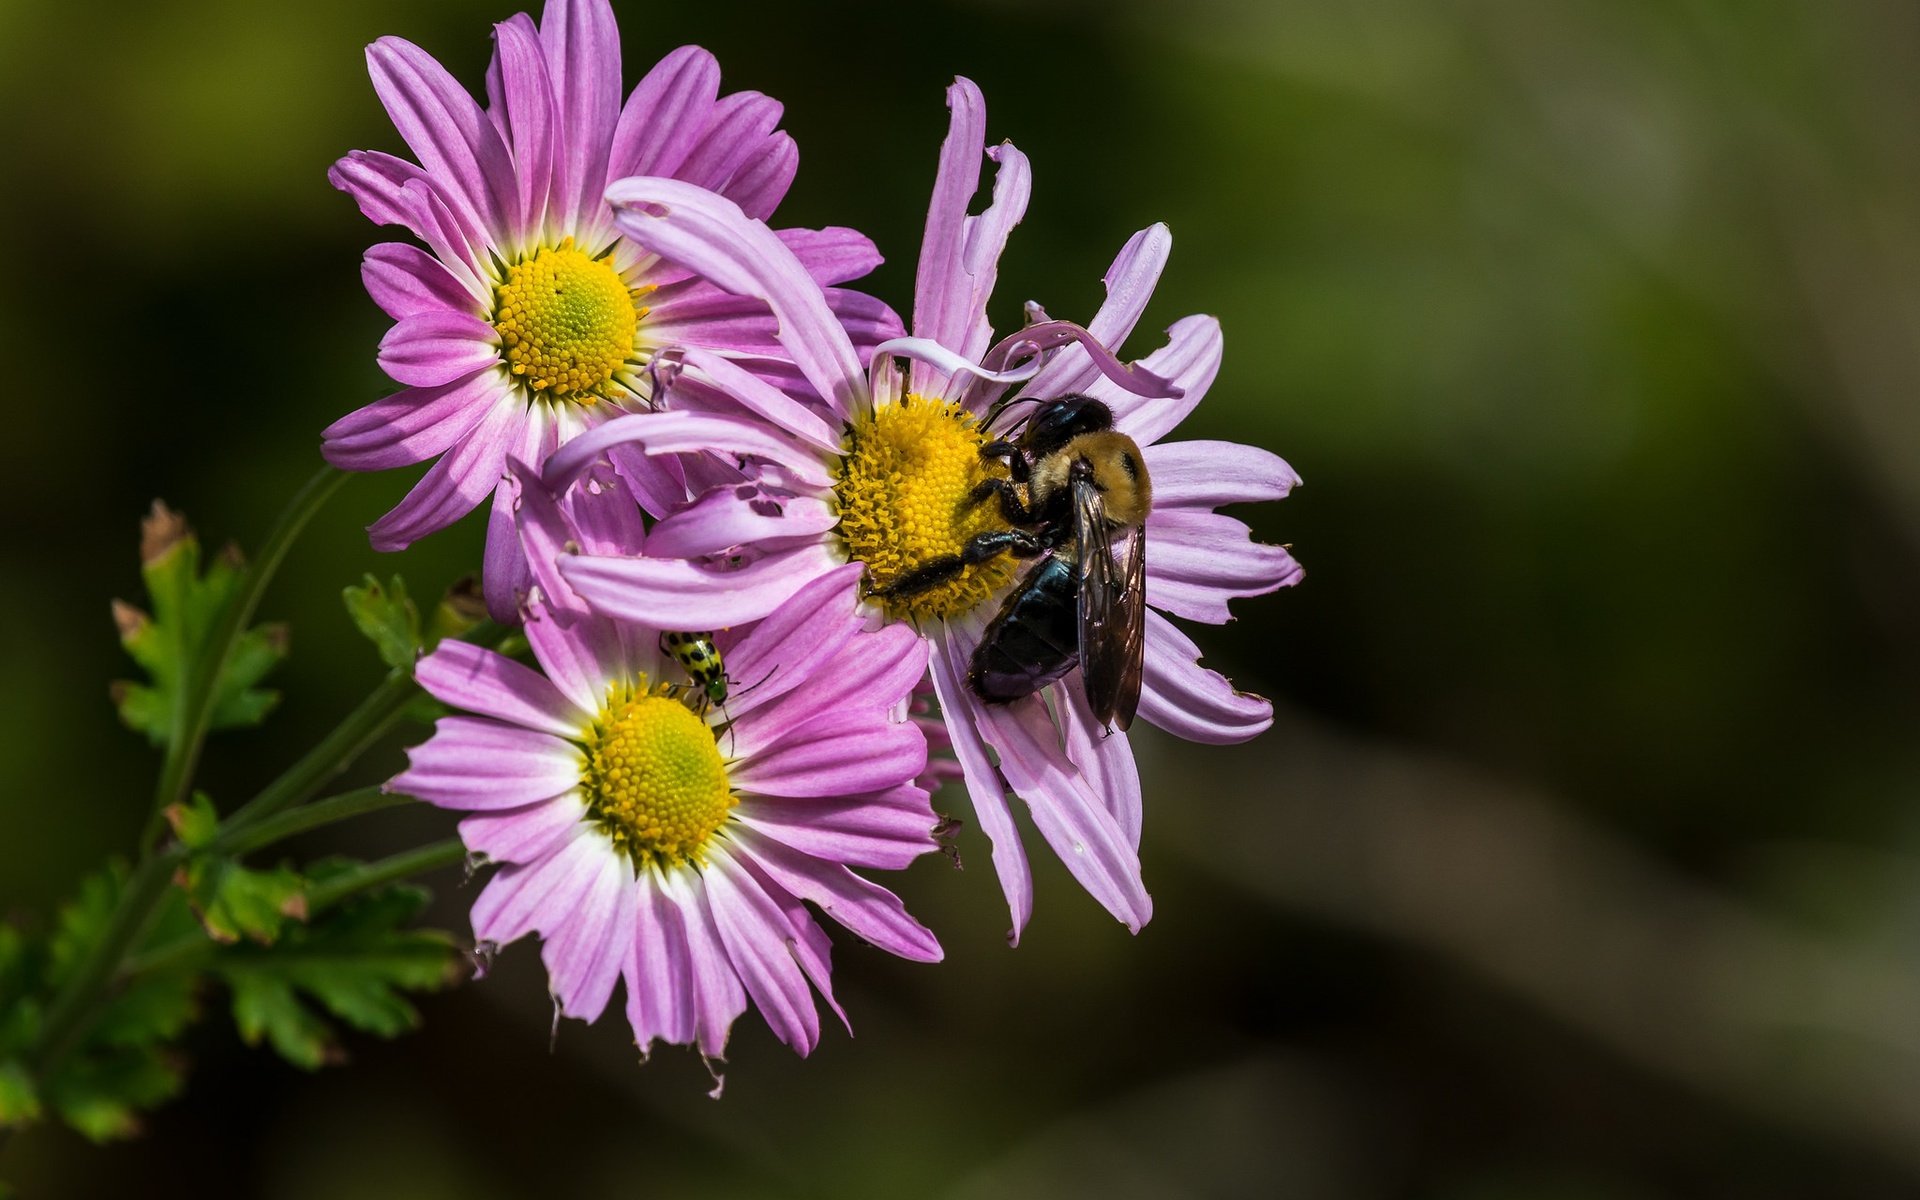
[835,395,1015,622]
[492,238,644,400]
[581,682,734,868]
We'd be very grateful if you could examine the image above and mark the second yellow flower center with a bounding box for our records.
[581,683,734,868]
[492,238,643,400]
[835,395,1016,622]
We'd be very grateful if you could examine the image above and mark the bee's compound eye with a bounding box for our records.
[1119,452,1139,480]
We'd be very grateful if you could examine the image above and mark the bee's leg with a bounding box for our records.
[965,477,1035,524]
[877,530,1048,599]
[979,441,1032,483]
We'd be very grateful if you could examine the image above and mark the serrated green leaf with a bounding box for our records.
[0,1060,40,1126]
[49,865,124,985]
[229,973,333,1069]
[213,878,459,1071]
[91,971,197,1050]
[163,792,220,850]
[111,504,286,744]
[178,857,306,945]
[43,1045,183,1142]
[343,574,421,669]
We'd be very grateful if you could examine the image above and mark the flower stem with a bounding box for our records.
[303,839,467,910]
[144,465,350,850]
[217,667,421,839]
[210,786,406,857]
[121,835,468,982]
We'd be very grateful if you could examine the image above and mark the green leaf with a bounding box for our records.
[177,856,307,945]
[110,503,286,745]
[162,792,220,850]
[213,874,460,1071]
[42,1045,183,1142]
[343,574,421,669]
[0,1060,40,1127]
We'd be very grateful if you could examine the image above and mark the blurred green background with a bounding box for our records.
[6,0,1920,1195]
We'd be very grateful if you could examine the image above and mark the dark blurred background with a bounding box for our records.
[7,0,1920,1195]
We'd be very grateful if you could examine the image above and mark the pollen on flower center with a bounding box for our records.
[581,683,734,867]
[835,395,1015,622]
[492,238,644,400]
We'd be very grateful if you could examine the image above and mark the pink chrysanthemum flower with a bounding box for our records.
[535,79,1301,941]
[388,463,942,1061]
[325,0,900,618]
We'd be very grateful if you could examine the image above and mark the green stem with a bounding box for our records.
[304,840,467,910]
[122,836,468,982]
[144,466,349,849]
[211,786,406,857]
[218,667,419,837]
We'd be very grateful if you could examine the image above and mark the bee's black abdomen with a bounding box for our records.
[968,556,1080,704]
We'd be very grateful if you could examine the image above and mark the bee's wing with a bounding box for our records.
[1073,471,1147,731]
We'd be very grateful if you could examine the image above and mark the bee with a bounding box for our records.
[878,394,1150,731]
[658,630,729,709]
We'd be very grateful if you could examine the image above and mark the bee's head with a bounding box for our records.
[1021,395,1114,459]
[1074,431,1153,526]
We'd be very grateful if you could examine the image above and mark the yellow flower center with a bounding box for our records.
[835,395,1015,622]
[581,682,734,868]
[492,238,645,400]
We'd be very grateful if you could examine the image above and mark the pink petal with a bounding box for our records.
[703,848,820,1055]
[1145,508,1303,624]
[977,698,1152,932]
[365,395,522,552]
[1097,314,1222,446]
[362,242,482,320]
[1146,440,1301,509]
[543,409,831,490]
[563,540,840,628]
[391,715,580,811]
[645,483,838,561]
[779,226,884,287]
[624,867,697,1050]
[677,90,783,195]
[740,859,848,1035]
[487,14,558,239]
[605,177,865,418]
[366,36,517,243]
[725,132,797,221]
[543,846,632,1021]
[929,627,1032,943]
[729,829,942,963]
[538,0,621,238]
[321,368,502,472]
[909,77,987,395]
[458,792,588,865]
[378,310,499,388]
[1020,224,1173,400]
[734,783,941,871]
[731,708,927,800]
[522,603,628,715]
[671,348,840,453]
[719,561,869,716]
[730,622,927,756]
[415,638,590,736]
[608,45,718,184]
[659,868,749,1058]
[470,826,600,944]
[1136,610,1273,745]
[1059,680,1143,847]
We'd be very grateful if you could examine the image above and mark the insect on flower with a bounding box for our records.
[658,630,729,709]
[878,395,1150,731]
